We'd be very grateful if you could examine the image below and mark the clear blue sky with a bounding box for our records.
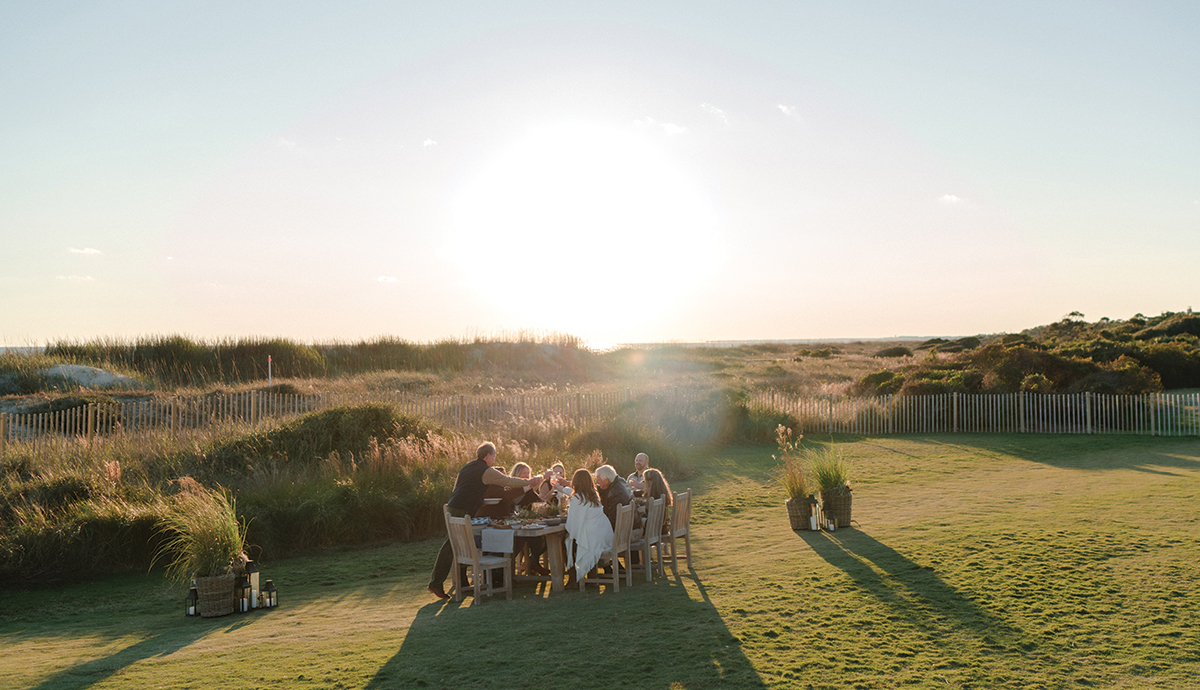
[2,2,1197,346]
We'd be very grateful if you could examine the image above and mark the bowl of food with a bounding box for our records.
[482,497,502,505]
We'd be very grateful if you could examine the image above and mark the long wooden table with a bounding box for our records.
[474,522,568,592]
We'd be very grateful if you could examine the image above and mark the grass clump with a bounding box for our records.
[153,478,247,582]
[772,424,810,501]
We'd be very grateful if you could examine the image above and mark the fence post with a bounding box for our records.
[953,392,959,433]
[0,413,6,456]
[1086,392,1092,434]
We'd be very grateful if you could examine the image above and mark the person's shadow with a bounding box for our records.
[799,528,1032,653]
[18,617,242,690]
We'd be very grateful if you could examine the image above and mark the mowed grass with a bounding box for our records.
[2,434,1198,689]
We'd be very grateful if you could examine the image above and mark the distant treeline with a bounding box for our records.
[44,334,594,387]
[861,311,1200,395]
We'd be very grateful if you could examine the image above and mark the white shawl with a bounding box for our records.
[564,495,613,576]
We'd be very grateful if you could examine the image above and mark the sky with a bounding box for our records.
[2,1,1198,348]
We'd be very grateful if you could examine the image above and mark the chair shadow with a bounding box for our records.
[365,570,767,689]
[800,528,1031,652]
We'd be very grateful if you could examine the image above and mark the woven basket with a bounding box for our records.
[820,491,853,528]
[785,498,813,531]
[195,573,236,618]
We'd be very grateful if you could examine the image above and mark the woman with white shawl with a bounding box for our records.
[564,469,613,580]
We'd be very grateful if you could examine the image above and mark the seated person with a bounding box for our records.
[564,469,612,585]
[474,466,529,519]
[595,464,634,530]
[643,469,674,535]
[627,453,652,496]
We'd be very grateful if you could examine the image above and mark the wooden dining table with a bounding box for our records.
[474,521,569,592]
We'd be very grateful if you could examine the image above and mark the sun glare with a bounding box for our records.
[448,121,719,332]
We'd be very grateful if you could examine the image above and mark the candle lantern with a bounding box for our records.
[237,575,252,613]
[185,587,199,617]
[262,580,278,608]
[246,560,261,609]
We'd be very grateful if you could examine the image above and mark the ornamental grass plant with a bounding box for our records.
[153,478,247,583]
[772,424,810,501]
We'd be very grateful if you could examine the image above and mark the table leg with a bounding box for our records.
[546,532,565,592]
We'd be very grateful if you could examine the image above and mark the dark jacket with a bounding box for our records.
[599,476,634,529]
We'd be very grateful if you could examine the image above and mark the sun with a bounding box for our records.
[448,121,719,333]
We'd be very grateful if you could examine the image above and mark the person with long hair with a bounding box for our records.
[563,468,612,584]
[643,468,674,534]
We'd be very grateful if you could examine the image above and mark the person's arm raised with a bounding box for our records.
[483,468,544,489]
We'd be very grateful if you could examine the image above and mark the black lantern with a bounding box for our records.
[245,560,261,609]
[185,587,199,617]
[262,580,278,608]
[237,575,252,613]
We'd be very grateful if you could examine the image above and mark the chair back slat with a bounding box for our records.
[446,515,478,565]
[645,497,666,546]
[673,489,691,536]
[612,502,635,552]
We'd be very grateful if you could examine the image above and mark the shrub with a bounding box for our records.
[873,346,912,358]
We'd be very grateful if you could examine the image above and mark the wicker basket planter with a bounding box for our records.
[195,573,237,618]
[820,490,852,528]
[785,498,815,531]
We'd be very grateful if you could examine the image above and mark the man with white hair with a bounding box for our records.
[594,464,633,529]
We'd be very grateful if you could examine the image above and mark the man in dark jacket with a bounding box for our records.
[427,442,543,599]
[594,464,633,529]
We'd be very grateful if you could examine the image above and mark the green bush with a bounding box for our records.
[873,346,912,358]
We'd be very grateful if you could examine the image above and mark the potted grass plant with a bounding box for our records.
[154,477,248,617]
[809,445,852,528]
[774,425,816,530]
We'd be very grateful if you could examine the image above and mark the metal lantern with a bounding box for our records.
[238,575,252,613]
[262,580,278,608]
[185,587,199,617]
[246,560,261,609]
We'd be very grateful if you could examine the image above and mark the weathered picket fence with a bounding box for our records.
[750,390,1200,436]
[2,389,1198,456]
[0,389,635,455]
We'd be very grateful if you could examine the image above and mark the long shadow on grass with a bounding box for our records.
[802,529,1033,653]
[21,621,223,690]
[365,574,768,690]
[911,434,1200,476]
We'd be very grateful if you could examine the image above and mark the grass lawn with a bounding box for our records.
[2,434,1198,689]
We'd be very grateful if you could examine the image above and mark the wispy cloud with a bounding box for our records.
[634,117,686,136]
[276,137,297,150]
[68,247,102,255]
[57,275,94,282]
[777,104,798,117]
[377,276,398,283]
[940,194,964,205]
[423,138,437,147]
[700,103,729,125]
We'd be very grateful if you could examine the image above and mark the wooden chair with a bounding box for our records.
[580,503,635,592]
[443,506,512,601]
[629,496,666,582]
[665,489,693,575]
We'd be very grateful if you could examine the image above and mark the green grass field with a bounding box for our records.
[2,433,1198,689]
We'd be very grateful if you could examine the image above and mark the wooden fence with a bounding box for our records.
[749,391,1200,436]
[2,389,1198,456]
[0,389,635,456]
